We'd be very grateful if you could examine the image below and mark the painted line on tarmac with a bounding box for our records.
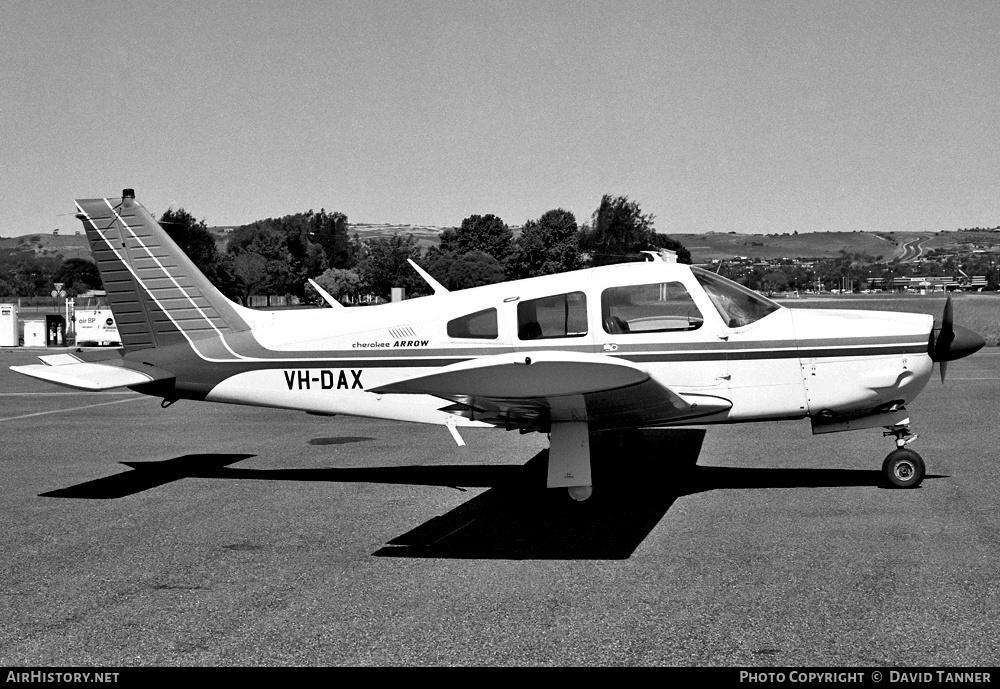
[0,397,145,422]
[0,392,138,396]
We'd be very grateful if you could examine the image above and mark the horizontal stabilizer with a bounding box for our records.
[10,354,174,391]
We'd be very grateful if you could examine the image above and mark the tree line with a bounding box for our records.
[314,194,690,302]
[5,193,998,302]
[0,253,101,299]
[159,194,694,305]
[0,194,690,304]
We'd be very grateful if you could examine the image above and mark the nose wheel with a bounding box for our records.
[882,424,925,489]
[882,448,925,488]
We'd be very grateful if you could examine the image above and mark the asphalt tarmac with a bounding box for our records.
[1,347,998,667]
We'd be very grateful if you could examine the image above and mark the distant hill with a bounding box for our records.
[673,231,896,262]
[4,226,998,265]
[670,229,1000,263]
[345,223,454,251]
[0,231,92,260]
[0,224,456,261]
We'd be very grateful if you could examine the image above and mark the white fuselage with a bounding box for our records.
[200,262,934,431]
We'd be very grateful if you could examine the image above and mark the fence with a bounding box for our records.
[248,295,291,308]
[9,296,73,316]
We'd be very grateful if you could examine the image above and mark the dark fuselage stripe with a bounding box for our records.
[625,343,928,362]
[175,343,930,381]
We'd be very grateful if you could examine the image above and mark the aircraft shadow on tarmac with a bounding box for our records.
[40,430,945,559]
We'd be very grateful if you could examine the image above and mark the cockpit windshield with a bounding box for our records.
[692,267,781,328]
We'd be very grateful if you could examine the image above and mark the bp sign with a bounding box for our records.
[75,309,121,346]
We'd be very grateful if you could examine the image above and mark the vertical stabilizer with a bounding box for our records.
[75,190,249,354]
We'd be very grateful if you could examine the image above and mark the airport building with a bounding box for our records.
[869,275,989,293]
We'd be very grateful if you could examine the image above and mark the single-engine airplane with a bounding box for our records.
[12,190,986,499]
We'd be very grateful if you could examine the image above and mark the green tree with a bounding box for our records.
[440,214,512,264]
[53,258,102,295]
[447,251,506,290]
[421,246,457,290]
[419,246,506,291]
[308,210,354,269]
[226,226,293,305]
[651,233,692,264]
[312,267,362,304]
[356,234,423,300]
[579,195,690,266]
[0,253,62,296]
[231,208,359,300]
[761,271,790,294]
[238,213,323,298]
[506,209,582,279]
[159,208,224,284]
[579,195,655,264]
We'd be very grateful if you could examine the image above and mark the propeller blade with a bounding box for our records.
[927,295,986,382]
[932,295,955,363]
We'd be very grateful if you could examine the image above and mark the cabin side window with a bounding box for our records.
[517,292,588,340]
[447,308,499,339]
[601,282,703,334]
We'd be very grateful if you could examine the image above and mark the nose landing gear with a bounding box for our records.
[882,424,925,488]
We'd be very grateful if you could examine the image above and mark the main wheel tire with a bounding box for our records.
[882,448,926,489]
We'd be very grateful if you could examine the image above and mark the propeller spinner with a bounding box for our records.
[928,296,986,382]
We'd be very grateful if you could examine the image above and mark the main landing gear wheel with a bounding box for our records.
[882,448,925,489]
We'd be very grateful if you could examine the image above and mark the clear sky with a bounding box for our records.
[1,0,997,237]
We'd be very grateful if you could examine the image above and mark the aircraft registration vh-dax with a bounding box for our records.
[12,190,986,502]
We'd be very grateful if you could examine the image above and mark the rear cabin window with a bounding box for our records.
[601,282,703,334]
[447,308,498,339]
[517,292,588,340]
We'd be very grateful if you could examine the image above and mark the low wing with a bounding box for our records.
[370,351,730,430]
[11,353,174,391]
